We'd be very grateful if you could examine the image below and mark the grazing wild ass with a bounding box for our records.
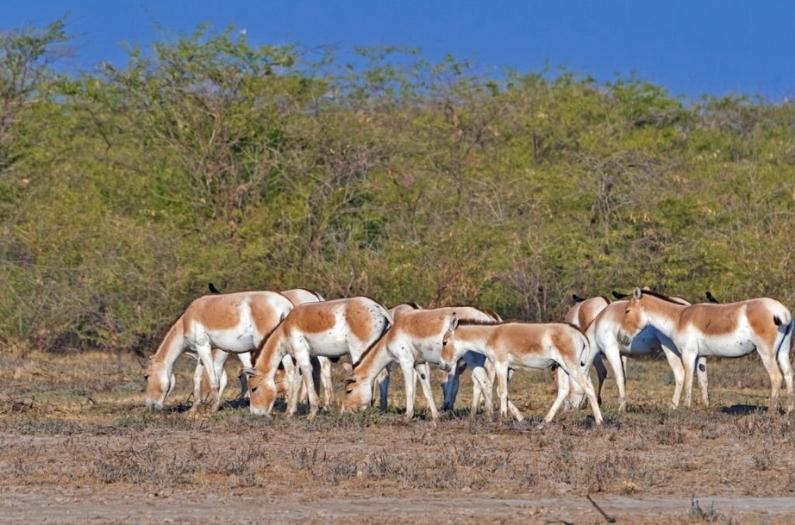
[366,303,422,412]
[144,291,294,411]
[192,288,331,409]
[342,306,502,419]
[620,288,794,411]
[246,297,392,418]
[439,318,603,425]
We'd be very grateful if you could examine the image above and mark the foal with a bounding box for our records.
[621,288,794,411]
[439,317,603,425]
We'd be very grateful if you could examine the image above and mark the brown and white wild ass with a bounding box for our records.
[620,288,794,411]
[193,288,333,409]
[144,291,294,411]
[439,318,603,425]
[246,297,392,418]
[341,306,502,419]
[565,292,709,411]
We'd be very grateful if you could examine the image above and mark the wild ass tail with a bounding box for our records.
[576,330,590,368]
[773,310,794,361]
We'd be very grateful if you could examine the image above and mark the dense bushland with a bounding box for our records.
[1,21,794,353]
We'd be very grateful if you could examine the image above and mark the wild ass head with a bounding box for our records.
[438,313,462,372]
[143,357,176,411]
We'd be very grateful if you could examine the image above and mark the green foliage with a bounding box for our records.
[1,22,794,352]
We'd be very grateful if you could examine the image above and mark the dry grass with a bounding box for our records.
[2,349,795,522]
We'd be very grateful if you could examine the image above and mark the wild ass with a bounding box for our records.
[564,295,610,329]
[342,306,503,419]
[566,292,710,411]
[191,288,331,409]
[246,297,392,418]
[144,291,294,411]
[620,288,794,411]
[366,303,422,412]
[439,318,603,425]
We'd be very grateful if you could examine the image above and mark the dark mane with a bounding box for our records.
[640,289,688,305]
[572,294,585,303]
[456,318,502,327]
[446,305,502,322]
[251,318,289,365]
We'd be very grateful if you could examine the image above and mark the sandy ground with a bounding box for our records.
[2,349,795,523]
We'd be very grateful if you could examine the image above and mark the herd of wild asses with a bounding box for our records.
[143,285,793,425]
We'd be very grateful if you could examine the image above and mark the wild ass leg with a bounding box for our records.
[210,350,230,412]
[415,363,439,420]
[758,346,783,412]
[397,351,417,419]
[696,357,709,407]
[593,355,608,406]
[191,360,205,412]
[543,365,571,424]
[374,367,390,411]
[661,345,685,408]
[777,334,794,413]
[441,365,461,411]
[470,365,492,418]
[681,347,699,408]
[602,343,627,411]
[284,357,302,416]
[293,347,320,420]
[494,361,517,420]
[564,367,603,425]
[237,352,253,399]
[195,343,217,411]
[317,356,334,410]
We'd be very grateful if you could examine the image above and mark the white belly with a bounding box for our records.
[699,334,756,357]
[513,355,555,370]
[304,329,351,357]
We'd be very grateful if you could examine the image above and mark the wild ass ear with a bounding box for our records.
[447,313,459,333]
[632,287,642,300]
[611,290,628,300]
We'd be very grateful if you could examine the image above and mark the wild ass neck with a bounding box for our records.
[452,325,495,360]
[153,316,186,375]
[353,337,392,382]
[255,326,287,380]
[641,295,686,338]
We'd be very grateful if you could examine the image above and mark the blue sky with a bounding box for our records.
[4,1,794,99]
